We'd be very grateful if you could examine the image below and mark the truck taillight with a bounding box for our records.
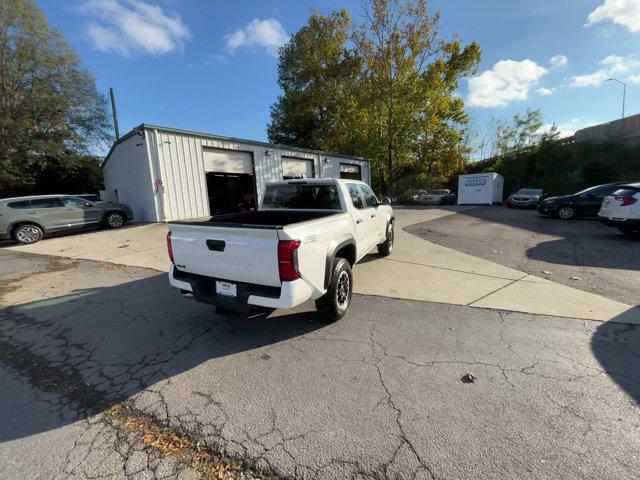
[615,196,638,206]
[278,240,301,281]
[166,231,174,263]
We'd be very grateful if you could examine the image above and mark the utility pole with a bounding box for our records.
[606,78,626,119]
[109,87,120,139]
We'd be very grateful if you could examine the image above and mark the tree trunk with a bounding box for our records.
[386,139,393,196]
[386,91,394,197]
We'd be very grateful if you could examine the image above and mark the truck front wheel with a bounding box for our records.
[316,258,352,322]
[377,223,394,256]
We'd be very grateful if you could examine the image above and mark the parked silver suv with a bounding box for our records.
[0,195,133,244]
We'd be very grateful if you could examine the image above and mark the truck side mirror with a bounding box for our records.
[380,197,391,205]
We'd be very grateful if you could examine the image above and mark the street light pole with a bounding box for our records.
[606,78,626,119]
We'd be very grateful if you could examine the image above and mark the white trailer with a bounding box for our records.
[457,173,504,205]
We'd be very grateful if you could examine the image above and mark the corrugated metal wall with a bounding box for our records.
[147,127,372,222]
[102,135,160,221]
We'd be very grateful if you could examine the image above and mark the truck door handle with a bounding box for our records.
[371,214,376,218]
[29,211,39,214]
[356,219,363,224]
[206,239,226,252]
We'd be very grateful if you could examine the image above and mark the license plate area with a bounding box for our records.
[215,280,237,297]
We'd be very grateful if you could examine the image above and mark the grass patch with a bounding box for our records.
[106,404,279,479]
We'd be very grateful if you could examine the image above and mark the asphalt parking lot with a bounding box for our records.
[1,249,639,480]
[407,206,640,306]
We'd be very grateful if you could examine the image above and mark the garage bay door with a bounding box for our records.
[202,148,256,215]
[340,163,361,180]
[202,148,253,174]
[282,157,314,179]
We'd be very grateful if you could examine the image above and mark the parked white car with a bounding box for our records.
[598,182,640,236]
[167,179,394,321]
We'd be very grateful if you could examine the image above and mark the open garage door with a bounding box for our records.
[339,163,361,180]
[203,148,256,215]
[282,157,314,179]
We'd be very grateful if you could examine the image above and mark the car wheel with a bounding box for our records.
[315,258,352,322]
[12,223,44,245]
[557,206,575,220]
[377,223,394,256]
[105,212,126,228]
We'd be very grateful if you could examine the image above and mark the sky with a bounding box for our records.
[36,0,640,159]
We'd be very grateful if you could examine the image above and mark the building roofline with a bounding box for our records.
[101,123,372,169]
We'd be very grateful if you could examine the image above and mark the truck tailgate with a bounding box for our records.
[169,224,281,287]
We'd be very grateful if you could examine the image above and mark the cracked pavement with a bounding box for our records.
[0,249,638,479]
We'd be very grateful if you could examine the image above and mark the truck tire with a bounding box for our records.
[377,223,394,256]
[315,258,352,322]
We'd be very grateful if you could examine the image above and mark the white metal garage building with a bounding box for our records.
[101,124,372,222]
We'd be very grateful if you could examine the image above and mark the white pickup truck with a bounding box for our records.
[167,179,394,321]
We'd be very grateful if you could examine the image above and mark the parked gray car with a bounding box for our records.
[0,195,133,244]
[506,188,545,208]
[417,189,456,205]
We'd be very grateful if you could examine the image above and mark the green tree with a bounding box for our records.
[489,108,544,158]
[0,0,111,197]
[353,0,480,194]
[268,0,481,195]
[268,9,360,152]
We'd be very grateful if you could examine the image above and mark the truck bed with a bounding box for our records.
[171,210,341,228]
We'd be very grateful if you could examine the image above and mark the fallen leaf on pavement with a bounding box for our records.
[462,372,477,383]
[542,270,552,275]
[570,276,582,281]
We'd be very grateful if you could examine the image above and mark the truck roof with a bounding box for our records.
[266,178,366,186]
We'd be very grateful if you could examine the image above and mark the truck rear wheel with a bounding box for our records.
[315,258,352,322]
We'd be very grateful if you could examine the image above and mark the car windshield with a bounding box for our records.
[262,184,341,209]
[428,189,447,195]
[516,189,542,195]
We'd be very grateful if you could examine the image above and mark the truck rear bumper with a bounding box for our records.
[168,264,314,311]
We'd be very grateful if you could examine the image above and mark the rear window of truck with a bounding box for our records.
[263,184,341,209]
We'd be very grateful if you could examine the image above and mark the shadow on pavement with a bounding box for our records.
[526,235,640,269]
[415,205,640,271]
[0,272,326,443]
[591,306,640,404]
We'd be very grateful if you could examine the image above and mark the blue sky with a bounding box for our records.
[37,0,640,158]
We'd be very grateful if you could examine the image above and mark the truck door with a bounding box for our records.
[346,183,372,257]
[358,184,385,248]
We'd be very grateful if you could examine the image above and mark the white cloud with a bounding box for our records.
[467,59,548,108]
[225,18,289,56]
[571,71,610,87]
[536,87,553,96]
[570,54,640,87]
[549,55,568,68]
[629,74,640,83]
[586,0,640,33]
[80,0,191,57]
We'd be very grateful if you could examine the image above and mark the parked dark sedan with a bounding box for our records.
[506,188,545,208]
[537,182,627,219]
